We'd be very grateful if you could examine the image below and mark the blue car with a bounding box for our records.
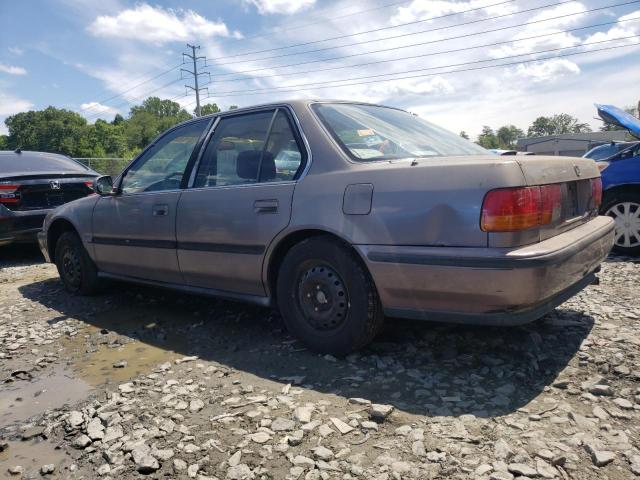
[583,105,640,256]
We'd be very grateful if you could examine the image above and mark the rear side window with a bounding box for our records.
[194,109,304,188]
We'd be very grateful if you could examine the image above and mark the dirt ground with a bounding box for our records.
[0,243,639,479]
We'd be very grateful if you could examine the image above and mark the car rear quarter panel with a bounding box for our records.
[288,102,528,248]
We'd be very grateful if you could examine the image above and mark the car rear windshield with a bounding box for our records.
[0,151,91,175]
[312,103,488,161]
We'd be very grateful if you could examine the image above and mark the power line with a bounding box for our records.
[79,63,184,114]
[204,0,639,79]
[204,17,639,86]
[209,0,518,61]
[214,0,639,68]
[202,37,640,98]
[223,0,415,44]
[84,77,184,121]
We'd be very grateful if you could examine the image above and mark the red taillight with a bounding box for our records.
[84,181,94,190]
[591,178,602,209]
[481,184,563,232]
[0,184,20,205]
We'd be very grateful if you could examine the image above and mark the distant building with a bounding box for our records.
[516,131,629,157]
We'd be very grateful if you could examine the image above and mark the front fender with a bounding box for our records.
[44,195,100,261]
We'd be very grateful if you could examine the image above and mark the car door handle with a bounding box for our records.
[152,204,169,216]
[254,199,278,214]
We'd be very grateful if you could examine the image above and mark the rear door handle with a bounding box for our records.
[152,204,169,216]
[254,199,278,214]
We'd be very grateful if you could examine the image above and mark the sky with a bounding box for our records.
[0,0,639,137]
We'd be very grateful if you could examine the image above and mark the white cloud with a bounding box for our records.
[245,0,316,15]
[371,76,455,97]
[583,10,640,44]
[88,4,241,44]
[513,58,580,82]
[391,0,518,25]
[0,64,27,75]
[7,47,24,56]
[80,101,119,118]
[0,93,33,134]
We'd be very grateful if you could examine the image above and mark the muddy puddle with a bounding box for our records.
[61,305,194,386]
[0,438,69,479]
[0,366,92,428]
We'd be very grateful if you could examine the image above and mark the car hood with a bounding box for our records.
[596,104,640,138]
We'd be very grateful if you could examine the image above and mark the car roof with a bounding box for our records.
[193,99,408,122]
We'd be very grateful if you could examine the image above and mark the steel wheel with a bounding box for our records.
[61,247,82,288]
[606,201,640,249]
[296,263,349,332]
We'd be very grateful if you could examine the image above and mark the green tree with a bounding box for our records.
[459,131,469,140]
[477,126,499,149]
[5,107,91,156]
[496,125,524,149]
[112,113,124,125]
[200,103,221,115]
[528,114,591,137]
[0,135,8,150]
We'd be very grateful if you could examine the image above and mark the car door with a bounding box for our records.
[92,119,210,283]
[176,108,307,296]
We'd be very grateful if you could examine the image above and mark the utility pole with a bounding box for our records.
[182,44,210,117]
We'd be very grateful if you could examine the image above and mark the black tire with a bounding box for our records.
[54,231,101,295]
[276,236,384,355]
[601,191,640,257]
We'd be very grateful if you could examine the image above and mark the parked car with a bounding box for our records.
[488,149,518,155]
[584,141,638,162]
[587,104,640,256]
[38,101,613,354]
[1,150,99,246]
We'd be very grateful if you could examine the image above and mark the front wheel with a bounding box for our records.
[276,236,384,355]
[602,192,640,257]
[54,231,102,295]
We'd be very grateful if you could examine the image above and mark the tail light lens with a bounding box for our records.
[591,177,602,209]
[84,181,94,190]
[0,184,20,205]
[481,184,563,232]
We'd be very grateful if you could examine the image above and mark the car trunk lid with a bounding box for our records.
[0,174,96,211]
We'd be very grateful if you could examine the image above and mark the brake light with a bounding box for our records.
[591,177,602,209]
[84,181,94,190]
[481,184,563,232]
[0,184,20,205]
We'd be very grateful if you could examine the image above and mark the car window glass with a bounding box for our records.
[121,120,208,194]
[265,110,303,181]
[194,111,274,188]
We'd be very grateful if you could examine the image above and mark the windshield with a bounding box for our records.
[313,103,488,161]
[583,143,626,161]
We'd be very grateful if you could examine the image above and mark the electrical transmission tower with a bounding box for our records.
[181,44,210,117]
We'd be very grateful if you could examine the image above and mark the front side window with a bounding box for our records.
[194,109,304,188]
[121,120,208,194]
[313,103,488,161]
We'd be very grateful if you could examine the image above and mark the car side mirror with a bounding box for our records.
[93,175,114,196]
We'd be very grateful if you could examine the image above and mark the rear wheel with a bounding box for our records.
[602,192,640,257]
[276,236,384,355]
[54,231,101,295]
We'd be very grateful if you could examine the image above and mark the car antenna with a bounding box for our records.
[14,148,21,153]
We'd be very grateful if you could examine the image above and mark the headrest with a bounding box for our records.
[236,150,276,181]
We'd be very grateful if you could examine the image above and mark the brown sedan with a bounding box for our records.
[38,100,614,354]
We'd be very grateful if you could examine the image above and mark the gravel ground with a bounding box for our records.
[0,243,639,480]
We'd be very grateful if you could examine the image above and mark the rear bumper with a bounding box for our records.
[357,216,615,326]
[0,207,49,246]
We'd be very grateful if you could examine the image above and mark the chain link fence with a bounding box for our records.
[74,158,130,177]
